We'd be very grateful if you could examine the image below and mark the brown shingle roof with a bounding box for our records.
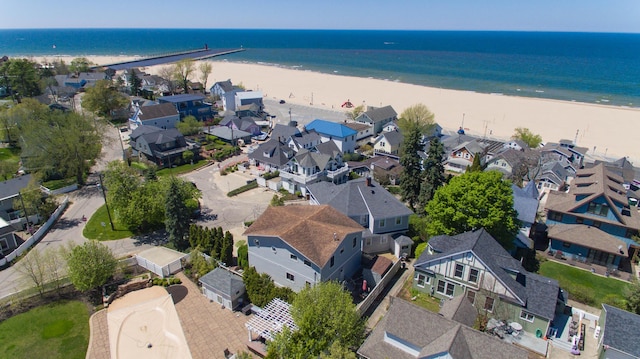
[243,205,363,267]
[547,223,628,256]
[138,103,178,121]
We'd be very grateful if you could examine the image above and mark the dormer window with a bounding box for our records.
[587,202,609,217]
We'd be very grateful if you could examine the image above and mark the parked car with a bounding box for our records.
[279,99,286,104]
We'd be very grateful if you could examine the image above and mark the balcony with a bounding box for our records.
[326,165,349,179]
[279,170,321,184]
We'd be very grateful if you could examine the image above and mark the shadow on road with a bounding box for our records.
[50,217,83,230]
[132,230,168,246]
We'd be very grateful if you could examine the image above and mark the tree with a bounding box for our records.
[512,127,543,148]
[237,242,249,269]
[466,152,483,172]
[176,115,202,136]
[128,69,142,96]
[173,59,195,94]
[425,171,520,250]
[520,248,540,272]
[397,103,435,135]
[68,57,92,73]
[399,125,424,211]
[14,178,59,223]
[319,341,357,359]
[345,105,364,121]
[199,62,212,94]
[165,178,191,250]
[0,58,41,99]
[417,137,445,213]
[18,103,102,184]
[189,249,216,279]
[625,279,640,314]
[81,79,129,118]
[267,281,365,358]
[16,249,48,296]
[104,160,142,214]
[66,241,117,292]
[158,66,177,95]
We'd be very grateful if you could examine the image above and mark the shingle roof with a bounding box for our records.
[357,298,528,359]
[243,205,363,267]
[199,267,245,297]
[545,163,640,230]
[306,178,413,223]
[306,119,357,138]
[414,229,559,320]
[378,130,404,147]
[271,124,300,140]
[547,223,628,256]
[213,80,234,92]
[248,138,293,167]
[0,174,33,201]
[158,94,205,103]
[362,105,397,124]
[601,304,640,357]
[512,183,539,224]
[439,294,478,328]
[137,103,178,121]
[293,149,331,171]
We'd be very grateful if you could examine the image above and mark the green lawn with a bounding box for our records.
[0,147,20,162]
[42,177,77,190]
[0,300,90,359]
[397,275,441,313]
[83,204,135,241]
[156,159,209,177]
[539,260,631,307]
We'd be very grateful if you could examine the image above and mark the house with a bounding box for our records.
[129,102,180,130]
[219,115,261,136]
[444,139,488,173]
[545,163,640,266]
[348,156,404,185]
[306,177,413,257]
[344,121,373,141]
[210,79,236,98]
[504,139,530,151]
[129,125,200,168]
[486,148,540,180]
[354,105,397,135]
[283,130,322,153]
[248,138,295,171]
[279,140,349,195]
[305,119,357,153]
[357,297,529,359]
[158,94,214,121]
[597,304,640,359]
[373,130,403,157]
[541,140,588,169]
[0,174,34,227]
[512,182,540,249]
[413,229,565,337]
[244,205,364,292]
[0,218,21,257]
[531,159,573,193]
[222,90,263,112]
[203,126,252,146]
[199,267,246,311]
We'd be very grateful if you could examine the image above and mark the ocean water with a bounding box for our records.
[1,29,638,107]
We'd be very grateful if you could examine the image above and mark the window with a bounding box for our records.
[436,280,455,297]
[562,241,571,248]
[330,256,335,267]
[304,259,311,267]
[520,310,535,322]
[254,239,260,246]
[593,221,601,228]
[365,238,372,246]
[340,247,344,254]
[626,229,638,239]
[352,237,357,248]
[380,237,388,244]
[466,290,476,305]
[290,254,297,261]
[576,217,584,224]
[379,219,386,227]
[395,217,402,225]
[286,273,295,281]
[468,268,479,283]
[454,264,464,279]
[416,274,426,287]
[548,211,563,221]
[484,297,495,312]
[588,202,609,216]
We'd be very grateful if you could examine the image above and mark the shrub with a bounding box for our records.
[262,171,280,180]
[228,180,258,197]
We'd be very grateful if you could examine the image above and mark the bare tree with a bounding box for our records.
[173,59,195,94]
[44,247,66,294]
[158,66,177,95]
[16,249,48,297]
[199,62,212,95]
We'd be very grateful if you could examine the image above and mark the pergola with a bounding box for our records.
[245,298,297,342]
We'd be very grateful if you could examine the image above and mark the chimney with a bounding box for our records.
[366,176,371,187]
[333,233,338,241]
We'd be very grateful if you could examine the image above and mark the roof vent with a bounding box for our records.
[333,233,338,241]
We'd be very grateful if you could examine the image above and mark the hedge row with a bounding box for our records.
[227,180,258,197]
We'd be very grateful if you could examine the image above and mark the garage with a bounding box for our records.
[135,247,188,278]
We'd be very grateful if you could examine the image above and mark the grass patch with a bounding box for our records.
[0,147,21,162]
[0,300,89,359]
[43,177,77,191]
[83,204,135,240]
[539,260,630,307]
[156,159,209,177]
[130,161,148,171]
[397,275,441,313]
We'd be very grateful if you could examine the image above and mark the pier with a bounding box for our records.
[94,47,245,71]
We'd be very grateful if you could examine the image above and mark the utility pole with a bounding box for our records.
[18,191,30,231]
[98,173,115,230]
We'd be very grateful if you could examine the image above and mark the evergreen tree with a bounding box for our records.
[467,152,483,173]
[221,230,234,265]
[399,126,424,211]
[417,138,445,214]
[165,179,191,250]
[128,69,142,96]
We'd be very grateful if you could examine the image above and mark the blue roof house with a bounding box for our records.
[305,119,357,154]
[158,94,214,121]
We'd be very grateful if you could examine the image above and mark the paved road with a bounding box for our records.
[263,98,348,127]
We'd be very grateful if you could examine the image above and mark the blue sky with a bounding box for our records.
[2,0,639,32]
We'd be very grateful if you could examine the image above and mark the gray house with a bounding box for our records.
[248,138,295,171]
[129,125,200,167]
[199,267,246,311]
[597,304,640,359]
[355,105,397,135]
[357,297,529,359]
[0,174,33,226]
[244,205,364,292]
[306,177,413,257]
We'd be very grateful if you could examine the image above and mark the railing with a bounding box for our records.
[279,170,321,184]
[0,196,69,268]
[326,165,349,179]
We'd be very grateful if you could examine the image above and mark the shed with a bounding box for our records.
[199,267,246,310]
[135,247,187,278]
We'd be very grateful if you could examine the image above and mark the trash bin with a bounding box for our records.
[536,328,543,338]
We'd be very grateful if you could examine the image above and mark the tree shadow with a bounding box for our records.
[166,285,188,304]
[132,230,168,246]
[50,217,83,230]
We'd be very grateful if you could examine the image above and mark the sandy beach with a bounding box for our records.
[41,55,640,164]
